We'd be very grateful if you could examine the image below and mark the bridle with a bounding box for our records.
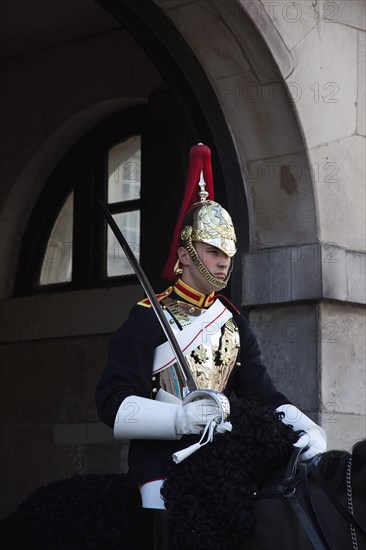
[255,446,366,550]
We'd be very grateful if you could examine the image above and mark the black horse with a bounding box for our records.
[1,400,365,550]
[245,442,366,550]
[161,400,366,550]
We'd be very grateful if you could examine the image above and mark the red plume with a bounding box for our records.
[163,144,214,281]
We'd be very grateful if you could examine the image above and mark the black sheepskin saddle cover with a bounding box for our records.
[1,473,129,549]
[1,399,297,549]
[162,398,297,550]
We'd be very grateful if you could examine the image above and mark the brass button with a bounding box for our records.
[236,362,241,367]
[152,388,158,394]
[152,376,156,382]
[169,319,175,324]
[189,307,195,313]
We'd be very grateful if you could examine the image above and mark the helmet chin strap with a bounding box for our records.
[184,239,233,291]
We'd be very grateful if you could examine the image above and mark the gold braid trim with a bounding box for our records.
[185,238,230,290]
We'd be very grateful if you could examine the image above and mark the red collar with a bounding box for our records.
[174,279,215,308]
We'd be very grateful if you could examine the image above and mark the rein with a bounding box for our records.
[255,447,366,550]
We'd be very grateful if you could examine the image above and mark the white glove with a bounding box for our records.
[293,425,327,461]
[175,398,222,435]
[276,404,327,461]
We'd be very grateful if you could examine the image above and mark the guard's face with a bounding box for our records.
[178,242,231,294]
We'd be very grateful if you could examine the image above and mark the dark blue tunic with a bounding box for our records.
[95,290,289,485]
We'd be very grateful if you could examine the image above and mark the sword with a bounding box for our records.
[98,200,197,393]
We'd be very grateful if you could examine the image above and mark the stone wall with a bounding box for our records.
[0,332,128,518]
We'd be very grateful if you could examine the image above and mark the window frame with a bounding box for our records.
[15,106,147,296]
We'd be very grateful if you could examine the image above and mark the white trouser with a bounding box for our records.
[139,479,165,509]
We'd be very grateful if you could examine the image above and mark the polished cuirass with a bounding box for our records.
[157,298,240,399]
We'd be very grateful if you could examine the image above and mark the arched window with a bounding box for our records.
[15,106,147,295]
[38,134,142,285]
[15,94,195,296]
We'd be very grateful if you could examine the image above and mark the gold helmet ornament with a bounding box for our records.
[163,144,236,290]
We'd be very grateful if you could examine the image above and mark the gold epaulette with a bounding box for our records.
[137,286,173,308]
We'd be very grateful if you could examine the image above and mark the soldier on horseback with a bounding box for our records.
[95,144,327,545]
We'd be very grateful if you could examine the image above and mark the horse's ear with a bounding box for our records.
[352,439,366,472]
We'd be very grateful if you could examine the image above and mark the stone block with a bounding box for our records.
[217,0,293,81]
[336,0,366,31]
[346,250,366,304]
[320,303,366,414]
[289,23,358,148]
[86,443,127,475]
[240,0,294,78]
[156,1,251,81]
[53,422,116,445]
[357,30,366,135]
[243,244,366,306]
[0,335,109,424]
[248,304,319,414]
[262,0,319,52]
[243,245,322,305]
[321,246,347,302]
[308,136,366,251]
[0,285,143,341]
[321,412,366,452]
[246,151,317,247]
[87,422,116,444]
[163,0,291,83]
[216,72,304,160]
[0,424,86,518]
[54,424,88,445]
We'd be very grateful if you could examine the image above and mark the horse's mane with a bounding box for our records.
[161,398,298,550]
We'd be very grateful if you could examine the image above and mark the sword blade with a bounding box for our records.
[99,200,197,393]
